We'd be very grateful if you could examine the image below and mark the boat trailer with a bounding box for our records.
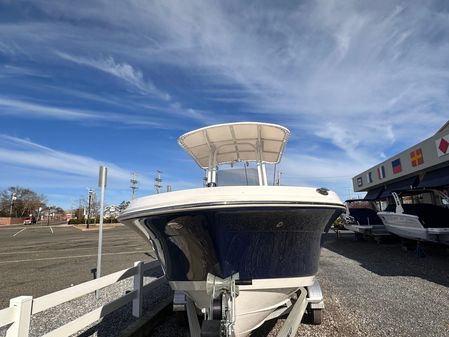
[173,274,324,337]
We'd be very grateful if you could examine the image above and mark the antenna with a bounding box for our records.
[155,170,163,194]
[130,172,139,199]
[276,171,283,186]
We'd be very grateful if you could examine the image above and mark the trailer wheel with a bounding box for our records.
[310,309,322,325]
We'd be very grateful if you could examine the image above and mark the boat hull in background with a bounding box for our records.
[378,212,449,244]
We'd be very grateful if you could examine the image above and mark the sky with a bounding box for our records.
[0,0,448,209]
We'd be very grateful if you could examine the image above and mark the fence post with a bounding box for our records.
[6,296,32,337]
[132,261,143,318]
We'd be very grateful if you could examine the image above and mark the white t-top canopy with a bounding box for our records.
[178,122,290,169]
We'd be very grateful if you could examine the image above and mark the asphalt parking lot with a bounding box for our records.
[0,224,155,309]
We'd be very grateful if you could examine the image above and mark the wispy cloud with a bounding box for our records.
[53,51,213,124]
[0,134,203,206]
[0,97,100,120]
[278,153,374,199]
[0,135,155,204]
[0,97,161,127]
[129,1,448,142]
[55,51,170,100]
[0,135,131,181]
[0,65,51,79]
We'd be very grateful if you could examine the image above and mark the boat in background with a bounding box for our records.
[118,122,345,336]
[342,199,390,242]
[377,189,449,245]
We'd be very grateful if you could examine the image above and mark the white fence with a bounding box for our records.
[0,260,165,337]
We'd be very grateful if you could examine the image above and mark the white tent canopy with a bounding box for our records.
[178,122,290,169]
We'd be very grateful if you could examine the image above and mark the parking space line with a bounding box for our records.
[12,228,27,237]
[0,245,150,255]
[50,226,54,234]
[0,247,95,255]
[0,250,150,264]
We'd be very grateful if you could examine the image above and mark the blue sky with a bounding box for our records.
[1,0,448,209]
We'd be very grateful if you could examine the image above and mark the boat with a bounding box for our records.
[118,122,345,336]
[342,199,390,241]
[377,189,449,245]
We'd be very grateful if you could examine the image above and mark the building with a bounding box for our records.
[353,120,449,199]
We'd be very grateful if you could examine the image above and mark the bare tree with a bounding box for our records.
[77,192,100,221]
[0,187,47,217]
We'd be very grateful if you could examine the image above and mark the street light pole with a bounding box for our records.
[9,192,16,217]
[96,166,107,299]
[87,189,93,229]
[37,207,42,223]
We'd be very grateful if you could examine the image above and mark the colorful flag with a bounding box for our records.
[367,172,373,183]
[436,134,449,157]
[377,166,386,179]
[357,176,363,187]
[392,158,402,174]
[410,148,424,167]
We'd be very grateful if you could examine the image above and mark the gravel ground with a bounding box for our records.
[0,266,172,337]
[262,233,449,337]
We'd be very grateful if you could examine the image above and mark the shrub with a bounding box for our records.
[68,218,84,225]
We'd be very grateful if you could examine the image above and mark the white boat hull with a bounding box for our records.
[378,212,449,244]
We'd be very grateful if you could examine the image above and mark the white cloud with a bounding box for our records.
[0,97,161,127]
[0,134,203,207]
[52,51,214,124]
[0,65,50,79]
[0,97,100,120]
[55,51,170,100]
[0,135,153,191]
[0,135,129,180]
[277,153,374,200]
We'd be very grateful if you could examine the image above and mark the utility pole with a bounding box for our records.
[130,173,139,200]
[86,189,93,229]
[276,171,283,186]
[155,170,163,194]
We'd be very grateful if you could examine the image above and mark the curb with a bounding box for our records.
[119,296,174,337]
[72,224,124,231]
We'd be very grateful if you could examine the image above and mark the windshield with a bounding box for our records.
[215,167,260,186]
